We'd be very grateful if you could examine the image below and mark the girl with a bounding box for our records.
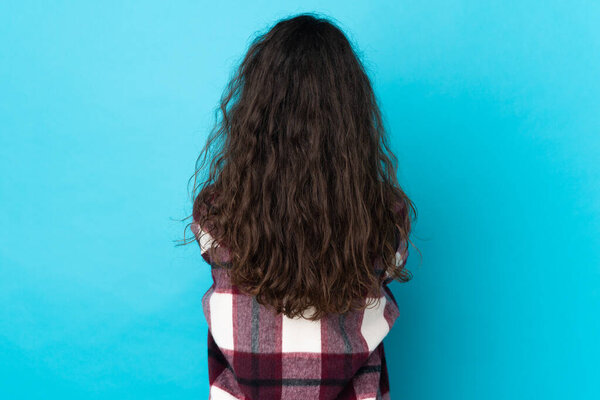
[183,12,417,400]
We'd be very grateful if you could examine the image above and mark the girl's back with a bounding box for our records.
[192,218,406,400]
[184,12,416,400]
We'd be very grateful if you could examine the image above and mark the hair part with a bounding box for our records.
[179,12,418,321]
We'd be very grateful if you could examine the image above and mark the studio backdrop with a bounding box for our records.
[1,1,598,399]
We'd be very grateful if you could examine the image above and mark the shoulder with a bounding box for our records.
[190,220,220,254]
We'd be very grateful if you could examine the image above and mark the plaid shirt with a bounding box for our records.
[191,222,405,400]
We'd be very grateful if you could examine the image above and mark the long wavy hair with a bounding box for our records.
[179,13,418,321]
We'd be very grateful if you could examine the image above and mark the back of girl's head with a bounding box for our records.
[184,12,417,321]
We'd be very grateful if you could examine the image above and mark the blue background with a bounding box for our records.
[1,1,599,399]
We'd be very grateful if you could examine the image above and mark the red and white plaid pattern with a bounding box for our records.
[191,222,405,400]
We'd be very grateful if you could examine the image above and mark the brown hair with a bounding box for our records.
[179,12,418,321]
